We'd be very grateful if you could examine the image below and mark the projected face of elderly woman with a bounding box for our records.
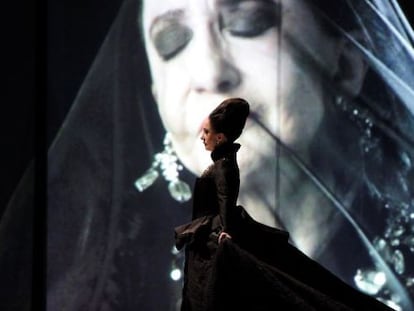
[142,0,366,256]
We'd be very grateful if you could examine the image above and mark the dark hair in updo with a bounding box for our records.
[209,98,250,143]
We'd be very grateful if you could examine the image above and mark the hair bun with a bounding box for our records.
[209,98,250,142]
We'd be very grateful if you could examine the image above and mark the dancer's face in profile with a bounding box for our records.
[142,0,343,175]
[200,118,222,151]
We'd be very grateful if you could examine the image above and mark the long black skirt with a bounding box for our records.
[177,208,393,311]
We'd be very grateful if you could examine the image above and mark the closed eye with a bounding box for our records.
[149,10,193,61]
[220,0,280,38]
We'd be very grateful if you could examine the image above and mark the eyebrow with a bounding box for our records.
[217,0,275,6]
[217,0,247,5]
[149,9,186,36]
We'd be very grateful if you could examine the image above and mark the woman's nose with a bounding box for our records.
[187,28,241,93]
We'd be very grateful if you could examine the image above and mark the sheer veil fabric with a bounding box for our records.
[43,0,414,309]
[0,0,413,310]
[46,0,192,309]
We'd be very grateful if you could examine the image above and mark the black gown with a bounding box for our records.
[175,143,393,311]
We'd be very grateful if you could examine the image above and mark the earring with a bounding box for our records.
[134,133,192,203]
[335,95,377,153]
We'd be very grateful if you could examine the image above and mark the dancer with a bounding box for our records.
[175,97,393,310]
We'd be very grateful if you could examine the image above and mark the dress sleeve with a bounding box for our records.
[214,158,240,234]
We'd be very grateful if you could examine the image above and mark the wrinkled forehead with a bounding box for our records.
[141,0,314,30]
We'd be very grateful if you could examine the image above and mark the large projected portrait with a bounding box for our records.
[46,0,414,310]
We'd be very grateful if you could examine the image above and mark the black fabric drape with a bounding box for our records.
[178,207,392,311]
[206,239,392,311]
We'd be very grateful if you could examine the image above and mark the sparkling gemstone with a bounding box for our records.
[171,246,180,255]
[390,239,400,246]
[354,269,387,295]
[407,237,414,252]
[374,238,387,250]
[134,169,159,191]
[392,250,405,274]
[385,227,393,238]
[392,225,405,237]
[373,237,392,260]
[170,268,182,281]
[400,152,412,168]
[376,298,402,311]
[168,180,192,203]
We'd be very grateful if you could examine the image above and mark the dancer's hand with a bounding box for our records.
[218,231,232,243]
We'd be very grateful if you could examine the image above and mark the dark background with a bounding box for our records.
[1,0,124,217]
[1,0,413,218]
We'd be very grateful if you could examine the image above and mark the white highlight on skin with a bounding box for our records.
[142,0,346,257]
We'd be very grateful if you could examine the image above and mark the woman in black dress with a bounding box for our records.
[175,97,251,309]
[175,97,393,311]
